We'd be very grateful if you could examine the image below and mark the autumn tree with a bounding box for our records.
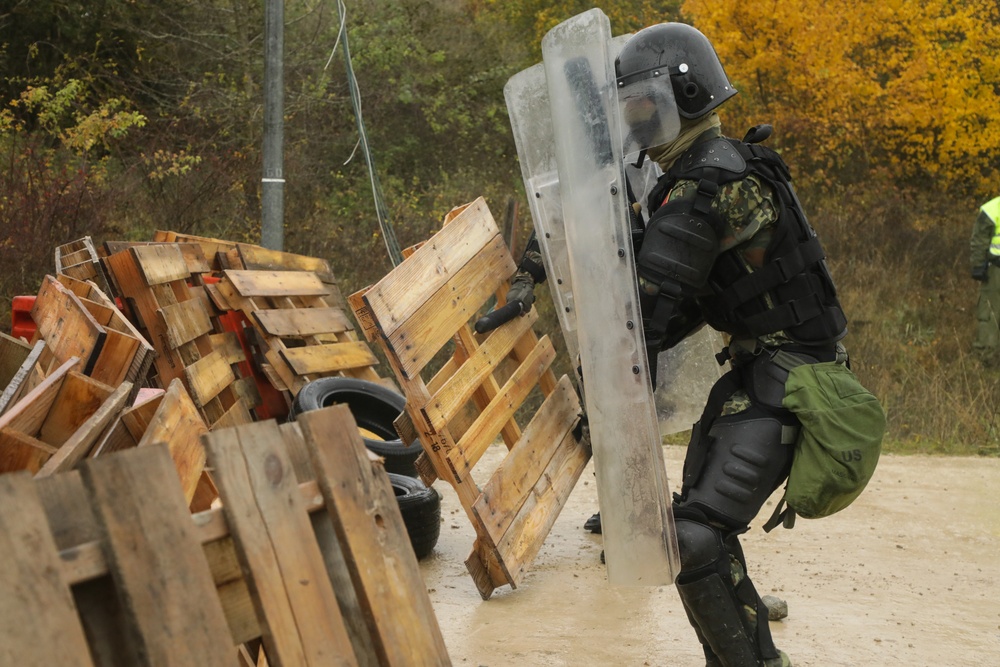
[682,0,1000,197]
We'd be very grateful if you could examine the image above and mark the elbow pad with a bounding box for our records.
[637,200,722,296]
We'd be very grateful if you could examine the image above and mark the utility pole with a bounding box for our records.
[261,0,284,250]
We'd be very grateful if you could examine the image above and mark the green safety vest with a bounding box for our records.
[982,196,1000,257]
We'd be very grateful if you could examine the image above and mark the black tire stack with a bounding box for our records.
[291,377,441,560]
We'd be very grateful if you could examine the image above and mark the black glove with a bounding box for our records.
[972,262,989,282]
[474,273,536,334]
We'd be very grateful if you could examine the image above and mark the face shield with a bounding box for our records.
[617,73,681,160]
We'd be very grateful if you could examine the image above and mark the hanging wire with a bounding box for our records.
[328,0,403,266]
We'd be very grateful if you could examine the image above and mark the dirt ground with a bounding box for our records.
[420,444,1000,666]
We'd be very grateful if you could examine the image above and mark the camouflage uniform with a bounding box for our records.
[969,202,1000,358]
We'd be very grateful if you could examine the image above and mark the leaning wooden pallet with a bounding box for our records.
[101,243,257,430]
[0,404,451,666]
[352,197,591,599]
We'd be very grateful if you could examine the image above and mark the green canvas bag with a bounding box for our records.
[764,360,886,531]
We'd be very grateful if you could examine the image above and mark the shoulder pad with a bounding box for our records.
[677,137,746,175]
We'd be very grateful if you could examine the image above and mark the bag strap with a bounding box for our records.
[763,493,797,532]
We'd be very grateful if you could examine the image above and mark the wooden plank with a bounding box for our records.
[36,381,133,477]
[279,341,378,376]
[205,421,358,667]
[158,297,214,349]
[183,351,237,408]
[0,332,32,387]
[0,473,94,666]
[422,310,537,431]
[299,406,452,666]
[0,428,57,473]
[121,391,165,441]
[131,244,191,285]
[237,244,336,284]
[0,339,46,417]
[208,397,253,432]
[472,376,582,544]
[210,332,247,365]
[0,356,77,436]
[379,235,515,378]
[363,198,502,338]
[40,371,114,446]
[137,378,209,503]
[225,270,329,298]
[252,307,353,337]
[90,327,142,387]
[104,249,187,387]
[31,275,106,374]
[488,426,589,587]
[448,335,556,474]
[347,287,378,343]
[81,445,234,666]
[36,471,141,667]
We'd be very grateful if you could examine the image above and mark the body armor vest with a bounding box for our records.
[647,131,847,345]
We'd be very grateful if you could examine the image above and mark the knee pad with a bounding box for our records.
[674,518,727,574]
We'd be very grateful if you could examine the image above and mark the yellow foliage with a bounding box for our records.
[682,0,1000,197]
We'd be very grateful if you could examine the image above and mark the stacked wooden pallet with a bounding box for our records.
[101,242,257,430]
[0,404,451,665]
[352,197,591,599]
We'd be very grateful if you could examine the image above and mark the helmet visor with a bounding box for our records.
[617,75,681,159]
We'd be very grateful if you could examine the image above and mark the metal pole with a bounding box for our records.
[261,0,284,250]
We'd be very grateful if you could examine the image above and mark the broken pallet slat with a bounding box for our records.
[81,446,234,666]
[0,332,32,387]
[0,429,58,474]
[158,297,215,349]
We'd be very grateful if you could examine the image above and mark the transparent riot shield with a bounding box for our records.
[623,157,725,434]
[541,8,679,585]
[508,48,722,440]
[504,64,579,363]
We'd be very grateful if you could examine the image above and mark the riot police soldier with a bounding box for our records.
[621,22,849,667]
[495,22,849,667]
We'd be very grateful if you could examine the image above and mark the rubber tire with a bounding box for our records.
[388,473,441,560]
[292,377,420,477]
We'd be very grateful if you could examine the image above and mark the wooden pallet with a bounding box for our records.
[153,231,348,310]
[352,197,591,599]
[55,274,155,403]
[0,354,133,476]
[0,405,451,665]
[101,244,256,430]
[55,236,111,293]
[212,268,382,397]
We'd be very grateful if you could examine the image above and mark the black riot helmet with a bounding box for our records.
[615,23,737,120]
